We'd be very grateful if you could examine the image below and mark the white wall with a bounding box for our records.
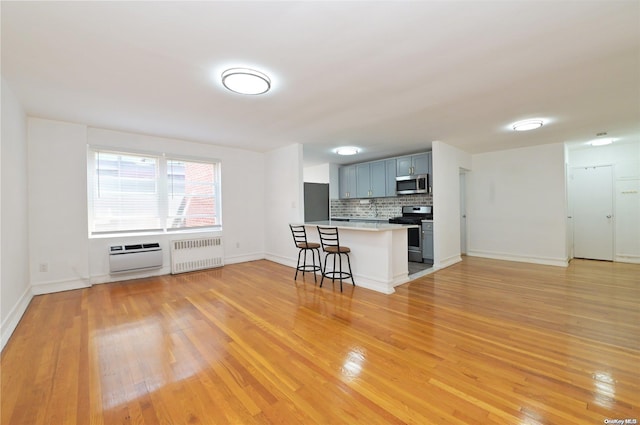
[303,163,330,183]
[1,78,31,349]
[467,143,568,266]
[28,118,266,293]
[264,144,304,267]
[28,119,91,293]
[432,141,472,269]
[567,140,640,263]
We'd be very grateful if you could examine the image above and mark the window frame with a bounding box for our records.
[87,146,222,237]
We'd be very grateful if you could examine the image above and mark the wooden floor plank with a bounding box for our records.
[1,257,638,424]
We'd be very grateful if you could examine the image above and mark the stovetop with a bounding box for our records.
[388,205,433,224]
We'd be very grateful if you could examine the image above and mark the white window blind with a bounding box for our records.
[89,149,220,235]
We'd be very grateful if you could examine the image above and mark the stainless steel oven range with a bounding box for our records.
[389,206,433,262]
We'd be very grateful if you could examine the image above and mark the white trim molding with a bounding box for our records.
[1,287,33,350]
[466,250,569,267]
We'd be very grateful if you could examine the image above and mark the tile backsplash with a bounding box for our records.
[330,194,433,219]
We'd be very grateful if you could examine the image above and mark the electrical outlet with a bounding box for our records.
[236,242,240,248]
[39,263,48,272]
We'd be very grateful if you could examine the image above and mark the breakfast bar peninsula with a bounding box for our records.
[300,220,418,294]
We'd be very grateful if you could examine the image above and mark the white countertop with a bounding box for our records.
[302,220,418,232]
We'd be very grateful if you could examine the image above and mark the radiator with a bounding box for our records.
[109,243,163,273]
[170,237,224,274]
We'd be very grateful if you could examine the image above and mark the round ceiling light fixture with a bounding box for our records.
[221,68,271,95]
[335,146,360,156]
[512,119,544,131]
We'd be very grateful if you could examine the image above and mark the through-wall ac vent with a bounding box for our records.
[109,242,163,273]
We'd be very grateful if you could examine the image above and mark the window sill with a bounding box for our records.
[89,227,222,239]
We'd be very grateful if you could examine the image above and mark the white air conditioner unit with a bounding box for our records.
[109,243,163,274]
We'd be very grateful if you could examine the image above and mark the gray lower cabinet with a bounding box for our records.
[422,221,433,261]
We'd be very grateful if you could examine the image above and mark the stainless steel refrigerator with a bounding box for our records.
[304,183,329,222]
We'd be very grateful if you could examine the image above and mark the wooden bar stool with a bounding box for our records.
[317,226,355,292]
[289,224,322,282]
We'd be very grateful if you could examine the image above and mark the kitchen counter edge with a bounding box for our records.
[299,220,419,232]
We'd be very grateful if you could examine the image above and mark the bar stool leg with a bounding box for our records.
[295,249,303,280]
[339,253,344,292]
[346,253,355,286]
[310,248,317,282]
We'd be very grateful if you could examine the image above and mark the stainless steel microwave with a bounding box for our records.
[396,174,429,195]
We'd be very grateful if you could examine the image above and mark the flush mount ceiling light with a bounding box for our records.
[512,119,544,131]
[335,146,360,156]
[221,68,271,95]
[589,132,616,146]
[590,138,614,146]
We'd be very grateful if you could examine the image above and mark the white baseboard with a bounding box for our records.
[90,266,171,285]
[31,277,91,295]
[225,252,265,265]
[1,286,33,351]
[435,254,462,270]
[466,250,569,267]
[615,254,640,264]
[264,253,298,269]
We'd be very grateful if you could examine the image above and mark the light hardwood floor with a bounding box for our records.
[1,257,638,424]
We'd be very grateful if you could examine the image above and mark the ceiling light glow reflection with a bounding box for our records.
[592,371,616,408]
[341,348,366,381]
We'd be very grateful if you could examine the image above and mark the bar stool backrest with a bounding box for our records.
[317,226,341,251]
[289,224,310,248]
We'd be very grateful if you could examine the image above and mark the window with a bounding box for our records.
[88,149,221,235]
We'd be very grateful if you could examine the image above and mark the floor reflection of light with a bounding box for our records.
[341,347,366,381]
[95,317,207,410]
[592,371,616,408]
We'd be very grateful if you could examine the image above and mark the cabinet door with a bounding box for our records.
[422,222,434,260]
[412,153,430,175]
[355,163,371,198]
[370,161,386,198]
[339,166,357,199]
[425,152,432,192]
[396,156,412,176]
[385,159,396,196]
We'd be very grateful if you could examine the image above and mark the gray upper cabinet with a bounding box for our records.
[339,165,356,199]
[396,156,413,176]
[396,153,430,176]
[385,159,396,196]
[338,151,431,199]
[356,161,386,198]
[355,163,371,198]
[370,161,386,197]
[412,153,430,175]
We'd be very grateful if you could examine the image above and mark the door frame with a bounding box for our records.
[568,164,615,261]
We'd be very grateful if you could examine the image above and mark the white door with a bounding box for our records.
[570,166,614,261]
[459,171,467,255]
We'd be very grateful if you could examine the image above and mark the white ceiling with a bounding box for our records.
[2,1,639,166]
